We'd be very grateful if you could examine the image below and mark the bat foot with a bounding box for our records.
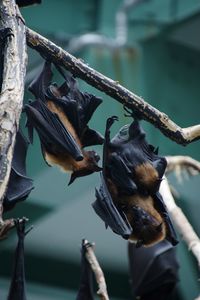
[0,28,14,43]
[14,217,33,238]
[123,105,142,120]
[135,240,143,248]
[106,116,118,130]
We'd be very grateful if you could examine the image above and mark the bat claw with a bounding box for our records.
[106,116,118,130]
[14,217,30,237]
[135,240,143,248]
[0,28,14,42]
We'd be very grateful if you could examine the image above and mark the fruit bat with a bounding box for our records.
[128,240,179,300]
[3,130,34,212]
[76,240,94,300]
[93,115,178,247]
[24,61,103,184]
[7,218,32,300]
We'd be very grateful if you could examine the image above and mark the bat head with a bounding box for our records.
[68,151,102,185]
[86,150,100,164]
[128,205,166,247]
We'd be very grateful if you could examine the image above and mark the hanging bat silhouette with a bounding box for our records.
[76,239,94,300]
[3,130,34,212]
[93,115,178,247]
[24,61,103,184]
[7,218,32,300]
[128,240,179,300]
[16,0,41,7]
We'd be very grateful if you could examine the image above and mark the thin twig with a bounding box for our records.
[26,27,200,145]
[0,0,27,238]
[160,178,200,267]
[83,239,109,300]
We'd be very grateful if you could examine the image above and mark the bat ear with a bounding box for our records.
[68,169,93,185]
[68,165,102,185]
[68,173,77,185]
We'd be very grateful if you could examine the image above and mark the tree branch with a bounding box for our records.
[164,155,200,267]
[166,155,200,176]
[83,239,109,300]
[0,0,27,238]
[26,27,200,145]
[160,178,200,267]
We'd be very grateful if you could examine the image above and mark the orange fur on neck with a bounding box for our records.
[135,162,159,189]
[44,150,91,173]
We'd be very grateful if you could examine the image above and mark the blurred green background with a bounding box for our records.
[1,0,200,299]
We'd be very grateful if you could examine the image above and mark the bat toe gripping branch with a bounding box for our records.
[106,116,118,130]
[0,28,14,42]
[14,217,33,237]
[123,105,141,120]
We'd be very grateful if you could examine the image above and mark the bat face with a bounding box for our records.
[93,116,178,247]
[120,195,166,247]
[24,61,104,184]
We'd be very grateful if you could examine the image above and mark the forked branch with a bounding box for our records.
[166,155,200,176]
[26,27,200,145]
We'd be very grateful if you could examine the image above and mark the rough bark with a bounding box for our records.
[83,240,109,300]
[26,27,200,145]
[0,0,27,238]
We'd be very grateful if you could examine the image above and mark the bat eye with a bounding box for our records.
[94,153,100,162]
[156,223,163,232]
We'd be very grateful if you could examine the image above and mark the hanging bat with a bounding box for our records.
[7,218,32,300]
[93,115,178,247]
[128,240,179,299]
[24,61,103,184]
[76,239,94,300]
[16,0,41,7]
[3,130,34,212]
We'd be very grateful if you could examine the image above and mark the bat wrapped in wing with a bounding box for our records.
[7,218,32,300]
[93,115,178,247]
[3,130,34,212]
[128,240,179,299]
[24,61,103,184]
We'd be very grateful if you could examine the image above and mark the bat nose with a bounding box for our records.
[76,154,84,161]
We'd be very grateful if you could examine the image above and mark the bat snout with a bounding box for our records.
[75,154,84,161]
